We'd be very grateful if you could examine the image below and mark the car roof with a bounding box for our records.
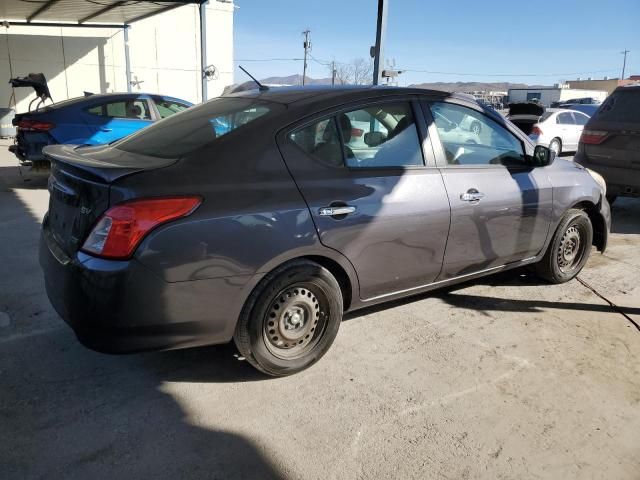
[224,85,471,105]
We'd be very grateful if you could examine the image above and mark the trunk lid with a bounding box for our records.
[508,102,545,117]
[43,144,178,255]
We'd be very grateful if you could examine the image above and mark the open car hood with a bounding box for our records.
[508,102,545,116]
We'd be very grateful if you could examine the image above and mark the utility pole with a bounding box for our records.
[331,61,336,86]
[621,49,630,80]
[371,0,388,85]
[302,29,311,86]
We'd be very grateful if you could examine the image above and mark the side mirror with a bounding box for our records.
[364,131,386,147]
[531,145,555,167]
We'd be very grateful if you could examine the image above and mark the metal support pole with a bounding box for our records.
[371,0,388,86]
[200,1,208,102]
[123,26,132,93]
[302,29,311,86]
[621,49,630,80]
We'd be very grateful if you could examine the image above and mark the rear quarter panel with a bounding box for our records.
[109,123,360,316]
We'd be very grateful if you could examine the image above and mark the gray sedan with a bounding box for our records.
[39,86,610,376]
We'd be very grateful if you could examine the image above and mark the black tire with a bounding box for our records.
[535,209,593,284]
[549,138,562,156]
[606,195,617,206]
[234,260,343,376]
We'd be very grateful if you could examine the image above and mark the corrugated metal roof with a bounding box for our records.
[1,0,204,26]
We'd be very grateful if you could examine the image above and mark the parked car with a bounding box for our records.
[575,85,640,204]
[9,93,192,167]
[557,104,600,117]
[528,109,591,155]
[507,102,545,135]
[551,97,601,107]
[40,86,610,376]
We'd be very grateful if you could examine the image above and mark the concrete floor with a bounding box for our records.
[1,142,639,479]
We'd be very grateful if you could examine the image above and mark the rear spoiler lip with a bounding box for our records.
[42,144,144,183]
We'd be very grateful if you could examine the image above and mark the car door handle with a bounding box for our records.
[318,206,356,216]
[460,190,485,202]
[99,127,112,132]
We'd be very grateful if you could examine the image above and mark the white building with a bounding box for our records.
[0,1,234,115]
[507,84,607,107]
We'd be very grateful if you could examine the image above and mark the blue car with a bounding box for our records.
[10,93,192,166]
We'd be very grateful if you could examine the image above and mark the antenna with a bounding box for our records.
[238,65,269,91]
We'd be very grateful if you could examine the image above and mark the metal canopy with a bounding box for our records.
[1,0,205,27]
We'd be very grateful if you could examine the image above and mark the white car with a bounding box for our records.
[528,109,590,155]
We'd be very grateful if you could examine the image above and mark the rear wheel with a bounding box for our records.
[234,260,343,376]
[549,138,562,156]
[535,209,593,283]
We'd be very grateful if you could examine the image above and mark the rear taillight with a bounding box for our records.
[82,196,202,259]
[531,126,543,136]
[351,128,364,137]
[17,119,56,132]
[580,130,609,145]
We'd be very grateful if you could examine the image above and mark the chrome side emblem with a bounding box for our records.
[80,206,92,215]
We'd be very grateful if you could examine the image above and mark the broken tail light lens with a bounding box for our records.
[82,196,202,259]
[580,130,609,145]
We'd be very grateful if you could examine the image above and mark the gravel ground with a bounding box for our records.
[0,142,638,479]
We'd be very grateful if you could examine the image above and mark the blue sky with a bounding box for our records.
[233,0,640,85]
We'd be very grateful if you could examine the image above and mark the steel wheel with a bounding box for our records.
[263,284,328,359]
[556,224,587,273]
[234,259,343,376]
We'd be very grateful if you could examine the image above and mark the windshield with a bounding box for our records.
[115,97,273,158]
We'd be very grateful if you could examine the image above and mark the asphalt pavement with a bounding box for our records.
[1,142,638,479]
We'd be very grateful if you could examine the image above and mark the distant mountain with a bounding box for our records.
[408,81,546,92]
[225,75,548,95]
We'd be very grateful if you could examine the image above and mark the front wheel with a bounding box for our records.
[234,260,343,376]
[534,209,593,283]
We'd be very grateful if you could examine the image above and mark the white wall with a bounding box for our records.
[0,1,234,115]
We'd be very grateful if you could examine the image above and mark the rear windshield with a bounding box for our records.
[593,90,640,123]
[115,97,273,158]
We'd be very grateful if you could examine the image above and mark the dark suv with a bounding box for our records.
[40,86,610,376]
[575,85,640,203]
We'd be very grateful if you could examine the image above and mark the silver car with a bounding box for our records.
[529,109,591,155]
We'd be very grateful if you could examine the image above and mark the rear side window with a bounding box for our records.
[289,101,424,169]
[116,97,272,158]
[87,100,152,120]
[594,90,640,123]
[557,112,575,125]
[289,118,342,167]
[154,98,190,119]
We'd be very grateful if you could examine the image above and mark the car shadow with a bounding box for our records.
[1,157,285,478]
[344,267,640,321]
[610,197,640,234]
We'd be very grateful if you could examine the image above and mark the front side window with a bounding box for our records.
[430,102,525,167]
[87,99,152,120]
[116,97,273,158]
[573,112,589,126]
